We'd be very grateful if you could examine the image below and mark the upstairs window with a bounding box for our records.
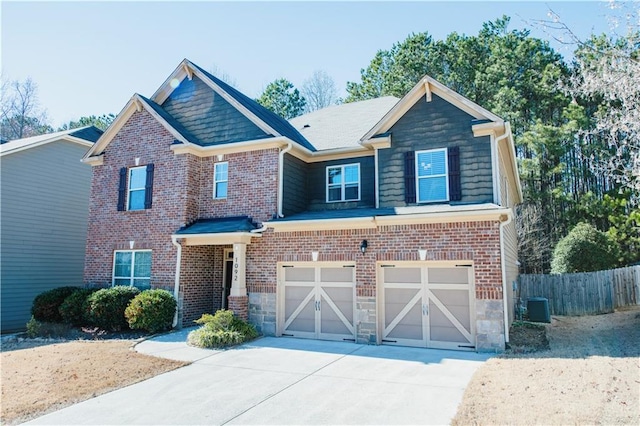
[416,148,448,203]
[213,162,228,199]
[113,250,151,289]
[117,164,154,211]
[128,167,147,210]
[327,164,360,202]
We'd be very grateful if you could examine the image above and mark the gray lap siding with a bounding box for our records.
[378,94,493,207]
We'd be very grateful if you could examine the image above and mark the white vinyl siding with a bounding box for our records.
[327,164,360,202]
[416,148,448,203]
[213,162,228,199]
[127,166,146,210]
[113,250,151,289]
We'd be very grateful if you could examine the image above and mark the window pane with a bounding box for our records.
[344,165,359,183]
[129,189,145,210]
[114,278,131,286]
[215,163,228,181]
[419,176,447,201]
[114,252,132,277]
[328,187,342,201]
[345,183,359,200]
[328,168,342,185]
[430,150,446,174]
[215,182,227,198]
[129,167,147,189]
[134,251,152,278]
[417,151,446,177]
[133,279,151,290]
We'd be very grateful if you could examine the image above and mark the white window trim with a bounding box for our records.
[415,148,449,203]
[326,163,361,203]
[213,161,228,199]
[112,249,152,287]
[127,166,146,211]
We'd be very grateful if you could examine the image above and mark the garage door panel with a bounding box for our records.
[321,287,353,318]
[429,304,469,343]
[319,300,352,336]
[321,267,353,283]
[386,302,423,340]
[285,267,315,282]
[430,289,471,330]
[428,267,469,284]
[384,288,421,328]
[384,267,421,283]
[285,298,316,333]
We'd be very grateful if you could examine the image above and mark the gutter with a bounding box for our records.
[499,212,513,344]
[278,142,293,218]
[171,236,182,328]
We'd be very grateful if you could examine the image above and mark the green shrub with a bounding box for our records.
[551,222,620,273]
[187,310,258,348]
[26,316,41,338]
[25,316,72,338]
[125,289,176,333]
[86,286,140,331]
[31,287,79,322]
[59,288,98,326]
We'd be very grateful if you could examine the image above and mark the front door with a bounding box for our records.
[222,249,233,310]
[279,263,356,342]
[380,263,475,351]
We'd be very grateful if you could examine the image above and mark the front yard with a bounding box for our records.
[0,339,187,425]
[453,306,640,425]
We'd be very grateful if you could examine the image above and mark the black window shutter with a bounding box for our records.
[117,167,127,211]
[448,146,462,201]
[404,151,416,204]
[144,163,154,209]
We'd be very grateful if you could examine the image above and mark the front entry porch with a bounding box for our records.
[171,217,263,326]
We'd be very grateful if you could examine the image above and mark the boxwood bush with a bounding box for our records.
[86,286,140,331]
[31,286,80,322]
[125,289,176,333]
[551,222,620,273]
[187,310,258,349]
[59,288,98,326]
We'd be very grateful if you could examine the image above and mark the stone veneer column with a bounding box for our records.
[229,242,249,320]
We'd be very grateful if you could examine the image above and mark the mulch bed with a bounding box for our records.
[506,321,550,353]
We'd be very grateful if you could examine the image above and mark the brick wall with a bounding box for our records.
[246,221,503,301]
[84,110,191,288]
[179,245,216,324]
[197,149,279,224]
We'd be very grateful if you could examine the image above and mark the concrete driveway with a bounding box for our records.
[27,331,491,425]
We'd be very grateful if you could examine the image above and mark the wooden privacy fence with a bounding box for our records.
[518,265,640,316]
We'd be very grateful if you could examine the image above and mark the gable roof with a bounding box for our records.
[361,75,503,142]
[153,59,315,152]
[0,126,101,157]
[289,97,399,151]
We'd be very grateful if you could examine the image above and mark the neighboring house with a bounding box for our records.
[82,59,521,351]
[1,127,102,332]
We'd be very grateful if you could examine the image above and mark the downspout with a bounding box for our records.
[492,122,511,206]
[499,212,513,345]
[250,224,268,233]
[171,236,182,328]
[278,142,293,218]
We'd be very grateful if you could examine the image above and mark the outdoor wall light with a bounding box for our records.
[311,251,319,262]
[360,240,368,254]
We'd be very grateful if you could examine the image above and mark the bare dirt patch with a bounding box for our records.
[0,340,188,425]
[453,306,640,425]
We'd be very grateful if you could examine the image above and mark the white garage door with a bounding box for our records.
[279,263,355,342]
[380,263,475,351]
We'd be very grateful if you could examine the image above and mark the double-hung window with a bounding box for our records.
[327,164,360,202]
[113,250,152,289]
[416,148,448,203]
[213,162,228,199]
[128,167,147,210]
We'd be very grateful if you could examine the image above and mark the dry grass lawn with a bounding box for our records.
[453,306,640,425]
[0,340,187,425]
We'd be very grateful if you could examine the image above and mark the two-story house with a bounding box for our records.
[82,59,521,351]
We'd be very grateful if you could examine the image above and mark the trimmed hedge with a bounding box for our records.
[31,286,79,322]
[188,310,258,348]
[125,289,176,333]
[59,288,98,326]
[86,286,140,331]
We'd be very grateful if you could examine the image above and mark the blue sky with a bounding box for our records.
[1,1,615,128]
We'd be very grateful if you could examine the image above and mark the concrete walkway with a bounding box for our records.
[26,330,492,425]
